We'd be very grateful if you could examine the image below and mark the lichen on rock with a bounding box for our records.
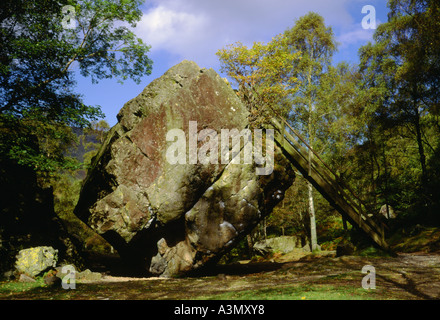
[74,60,295,277]
[15,246,58,277]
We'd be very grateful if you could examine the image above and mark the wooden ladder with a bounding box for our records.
[270,117,389,250]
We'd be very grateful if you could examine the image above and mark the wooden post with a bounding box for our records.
[342,216,348,232]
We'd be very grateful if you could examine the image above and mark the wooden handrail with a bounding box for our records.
[269,117,389,249]
[267,110,385,226]
[242,85,388,248]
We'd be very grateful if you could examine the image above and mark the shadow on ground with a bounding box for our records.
[2,251,440,300]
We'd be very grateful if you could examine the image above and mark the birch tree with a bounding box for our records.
[216,34,300,126]
[284,12,337,251]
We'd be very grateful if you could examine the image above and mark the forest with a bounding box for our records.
[1,0,440,301]
[215,3,440,257]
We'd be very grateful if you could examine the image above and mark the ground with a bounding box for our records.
[1,250,440,300]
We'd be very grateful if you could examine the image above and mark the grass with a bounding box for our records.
[389,227,440,252]
[0,272,383,300]
[0,278,46,294]
[356,246,394,257]
[196,283,379,300]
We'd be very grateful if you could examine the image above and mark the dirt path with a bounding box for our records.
[2,252,440,300]
[374,252,440,299]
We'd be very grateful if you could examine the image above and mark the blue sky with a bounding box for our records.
[74,0,389,126]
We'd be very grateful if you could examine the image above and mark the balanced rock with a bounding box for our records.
[74,60,295,277]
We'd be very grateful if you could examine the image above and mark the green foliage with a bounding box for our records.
[216,33,300,126]
[0,276,47,293]
[219,238,251,264]
[357,246,393,258]
[388,226,440,253]
[283,12,339,251]
[52,120,112,254]
[268,174,309,237]
[356,0,440,221]
[284,12,338,140]
[0,0,152,177]
[80,120,110,168]
[216,6,440,251]
[0,116,82,185]
[317,216,347,251]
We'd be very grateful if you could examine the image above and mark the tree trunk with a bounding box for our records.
[307,119,318,251]
[308,178,318,251]
[342,216,348,232]
[307,61,318,252]
[414,105,427,186]
[246,234,253,258]
[263,218,267,240]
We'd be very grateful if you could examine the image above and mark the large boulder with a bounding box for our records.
[74,60,295,277]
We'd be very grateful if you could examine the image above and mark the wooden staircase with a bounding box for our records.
[270,117,389,250]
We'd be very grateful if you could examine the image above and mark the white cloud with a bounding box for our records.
[336,16,385,49]
[134,0,366,68]
[337,28,375,48]
[137,6,208,53]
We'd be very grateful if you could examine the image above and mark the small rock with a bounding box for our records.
[217,273,227,280]
[254,236,302,255]
[380,204,396,219]
[253,242,272,256]
[77,269,102,281]
[19,274,36,283]
[336,242,355,257]
[15,246,58,277]
[302,244,311,252]
[3,270,15,281]
[44,275,61,287]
